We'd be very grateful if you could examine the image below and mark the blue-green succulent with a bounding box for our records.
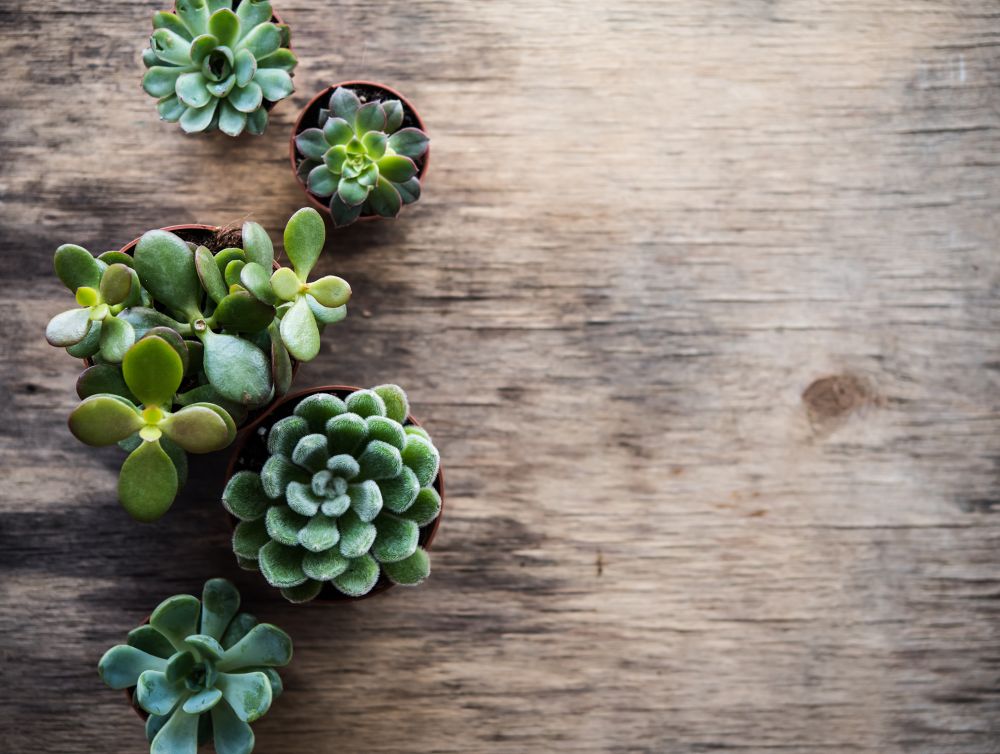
[142,0,297,135]
[99,578,291,754]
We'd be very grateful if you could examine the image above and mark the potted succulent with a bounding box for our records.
[141,0,297,136]
[47,207,352,520]
[99,578,292,754]
[290,82,430,227]
[222,384,444,603]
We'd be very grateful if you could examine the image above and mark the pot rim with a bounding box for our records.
[223,383,445,603]
[288,81,430,221]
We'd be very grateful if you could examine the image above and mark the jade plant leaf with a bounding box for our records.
[68,395,143,446]
[119,440,180,522]
[282,207,324,280]
[134,230,201,317]
[160,405,233,453]
[77,365,134,402]
[46,308,93,347]
[123,335,185,407]
[54,244,103,291]
[279,296,320,361]
[201,330,272,406]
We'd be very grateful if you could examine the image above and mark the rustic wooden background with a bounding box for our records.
[2,0,999,752]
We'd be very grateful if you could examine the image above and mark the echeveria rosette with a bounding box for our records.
[98,578,292,754]
[69,335,237,521]
[295,86,429,227]
[253,208,351,362]
[223,385,442,602]
[45,244,147,363]
[142,0,297,136]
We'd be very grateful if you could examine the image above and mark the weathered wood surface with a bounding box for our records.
[2,1,1000,751]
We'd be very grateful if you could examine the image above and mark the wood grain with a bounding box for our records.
[2,1,999,752]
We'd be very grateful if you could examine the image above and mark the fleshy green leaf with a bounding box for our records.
[99,315,136,362]
[118,307,186,340]
[212,698,256,754]
[372,385,408,424]
[201,330,273,406]
[217,622,293,671]
[331,553,380,597]
[269,266,301,301]
[216,671,273,722]
[257,47,296,70]
[337,178,369,207]
[295,128,327,160]
[220,613,258,650]
[307,164,338,197]
[119,440,179,522]
[381,547,431,586]
[323,116,353,146]
[401,486,442,527]
[279,580,322,603]
[325,412,368,455]
[137,670,185,716]
[233,518,270,558]
[361,130,387,159]
[306,295,346,325]
[239,262,279,305]
[253,68,293,101]
[46,308,92,347]
[368,175,403,218]
[177,71,212,108]
[329,86,360,126]
[298,514,339,552]
[144,66,184,98]
[234,48,257,87]
[152,11,193,40]
[270,324,292,397]
[54,243,102,291]
[180,98,220,133]
[236,21,279,57]
[200,578,241,640]
[279,296,320,361]
[260,453,309,498]
[347,479,382,522]
[265,505,308,546]
[65,318,102,357]
[328,193,364,228]
[208,7,240,46]
[99,263,133,305]
[68,395,142,446]
[214,290,275,333]
[235,0,272,29]
[246,107,268,135]
[402,434,440,487]
[175,0,210,35]
[377,154,417,183]
[185,634,225,661]
[338,509,377,558]
[218,99,247,136]
[291,433,328,472]
[283,207,325,280]
[382,99,404,132]
[291,393,344,432]
[128,625,176,659]
[224,258,246,288]
[223,471,270,521]
[134,230,201,317]
[285,481,321,516]
[266,415,309,456]
[98,645,167,689]
[161,405,232,453]
[394,176,422,205]
[241,221,273,268]
[346,389,386,418]
[388,127,430,159]
[302,548,348,581]
[150,28,193,66]
[151,707,199,754]
[151,594,201,649]
[354,101,386,134]
[372,512,419,563]
[158,94,187,122]
[377,465,420,513]
[184,687,223,714]
[123,335,185,407]
[306,275,351,308]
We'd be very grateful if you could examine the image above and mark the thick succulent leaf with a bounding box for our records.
[236,21,280,57]
[331,553,380,597]
[401,486,442,527]
[367,175,403,218]
[151,707,199,754]
[323,144,347,173]
[217,99,247,136]
[382,99,404,132]
[233,48,257,87]
[237,221,271,268]
[98,315,136,362]
[218,622,293,671]
[118,306,186,340]
[345,389,385,418]
[257,47,295,70]
[291,433,328,472]
[123,335,184,406]
[325,412,367,455]
[302,548,348,581]
[98,645,167,689]
[381,547,431,586]
[260,453,309,497]
[158,93,187,122]
[372,513,419,563]
[337,178,369,207]
[265,505,308,546]
[233,518,270,559]
[292,393,344,432]
[394,176,422,205]
[119,440,180,522]
[134,230,201,317]
[145,712,169,745]
[402,435,440,486]
[246,107,268,135]
[326,453,360,480]
[238,262,278,305]
[160,405,231,452]
[176,0,210,35]
[151,593,200,650]
[229,80,263,113]
[304,275,350,309]
[307,164,338,197]
[377,465,420,513]
[257,541,307,588]
[128,625,177,659]
[174,384,246,426]
[223,471,269,521]
[372,385,409,423]
[270,324,292,397]
[150,28,193,66]
[140,327,190,374]
[305,295,346,325]
[211,698,256,754]
[328,193,364,228]
[144,66,184,98]
[279,296,320,361]
[224,258,246,288]
[298,514,339,553]
[214,290,274,333]
[377,154,417,183]
[99,263,133,305]
[220,613,258,650]
[388,127,430,159]
[185,401,237,444]
[365,416,406,450]
[269,266,301,301]
[184,687,223,714]
[329,86,361,126]
[54,243,102,291]
[65,318,102,358]
[184,634,225,662]
[235,0,272,29]
[236,553,258,570]
[46,308,92,347]
[192,246,225,305]
[347,479,382,522]
[253,68,293,101]
[137,670,185,716]
[357,440,404,481]
[337,509,377,558]
[201,330,272,406]
[215,671,272,722]
[208,8,240,46]
[354,101,386,134]
[199,578,241,640]
[323,116,353,146]
[68,394,142,446]
[279,580,322,603]
[176,71,211,108]
[180,98,220,133]
[283,207,325,280]
[266,414,309,456]
[361,130,388,159]
[153,10,193,40]
[214,247,245,275]
[320,493,351,518]
[295,127,327,160]
[285,481,321,516]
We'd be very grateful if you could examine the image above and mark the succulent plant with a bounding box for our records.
[142,0,297,136]
[70,335,237,521]
[294,86,429,227]
[99,578,291,754]
[223,385,442,602]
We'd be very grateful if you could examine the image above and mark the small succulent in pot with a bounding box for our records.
[294,85,429,227]
[142,0,297,135]
[223,385,442,602]
[99,578,292,754]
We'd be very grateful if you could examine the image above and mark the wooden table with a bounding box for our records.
[2,1,999,751]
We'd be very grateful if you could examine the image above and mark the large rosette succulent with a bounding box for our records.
[142,0,297,135]
[98,578,292,754]
[223,385,442,602]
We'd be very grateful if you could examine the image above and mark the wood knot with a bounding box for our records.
[802,373,879,432]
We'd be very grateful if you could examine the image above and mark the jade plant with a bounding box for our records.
[142,0,297,135]
[223,385,442,602]
[99,578,292,754]
[70,335,237,521]
[294,86,429,227]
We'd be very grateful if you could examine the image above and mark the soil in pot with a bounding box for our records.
[225,385,445,602]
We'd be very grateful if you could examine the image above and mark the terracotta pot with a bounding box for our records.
[224,384,445,602]
[288,81,430,223]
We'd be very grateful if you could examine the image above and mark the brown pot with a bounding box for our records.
[88,223,299,426]
[223,384,445,602]
[288,81,430,223]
